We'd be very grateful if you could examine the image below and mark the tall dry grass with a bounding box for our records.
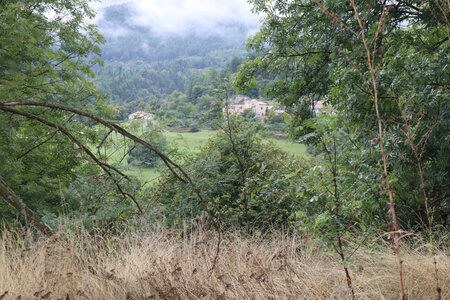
[0,225,448,299]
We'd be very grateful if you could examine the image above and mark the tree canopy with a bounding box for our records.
[0,0,107,222]
[235,2,449,296]
[235,0,449,228]
[0,0,201,230]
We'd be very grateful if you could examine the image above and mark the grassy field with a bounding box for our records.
[166,131,307,155]
[166,130,216,153]
[271,138,307,156]
[113,130,307,183]
[125,167,160,183]
[1,226,448,299]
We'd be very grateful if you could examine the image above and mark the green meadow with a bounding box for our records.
[166,131,307,156]
[108,130,307,183]
[165,130,216,153]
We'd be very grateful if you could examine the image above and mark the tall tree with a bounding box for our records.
[0,0,214,231]
[236,0,449,230]
[0,0,107,222]
[236,0,449,298]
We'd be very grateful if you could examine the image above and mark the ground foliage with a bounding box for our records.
[1,225,449,299]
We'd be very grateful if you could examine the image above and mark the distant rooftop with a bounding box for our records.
[128,111,154,120]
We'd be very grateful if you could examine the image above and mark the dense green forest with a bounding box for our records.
[0,0,449,299]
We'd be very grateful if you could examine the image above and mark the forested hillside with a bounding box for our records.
[94,3,253,123]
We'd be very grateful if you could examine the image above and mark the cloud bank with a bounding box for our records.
[94,0,260,36]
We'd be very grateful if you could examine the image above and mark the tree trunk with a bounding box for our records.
[0,176,53,235]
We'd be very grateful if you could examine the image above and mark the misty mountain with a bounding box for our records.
[97,3,250,67]
[94,3,254,115]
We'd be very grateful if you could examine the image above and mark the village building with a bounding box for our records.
[128,111,155,121]
[127,111,156,128]
[225,95,274,119]
[311,101,323,114]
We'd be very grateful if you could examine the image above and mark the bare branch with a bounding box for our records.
[97,129,113,156]
[0,100,188,184]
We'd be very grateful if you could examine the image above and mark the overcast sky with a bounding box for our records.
[94,0,261,36]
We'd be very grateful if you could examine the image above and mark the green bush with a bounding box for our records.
[148,117,306,230]
[127,124,168,168]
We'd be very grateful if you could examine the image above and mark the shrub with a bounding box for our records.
[148,116,306,230]
[127,124,167,168]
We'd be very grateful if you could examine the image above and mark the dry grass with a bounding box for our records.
[0,226,448,300]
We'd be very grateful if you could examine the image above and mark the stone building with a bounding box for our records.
[127,111,156,128]
[128,111,155,121]
[311,101,323,114]
[225,95,274,119]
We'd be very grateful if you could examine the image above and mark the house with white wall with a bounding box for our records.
[225,95,274,119]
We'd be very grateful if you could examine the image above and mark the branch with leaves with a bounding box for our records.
[313,1,406,297]
[0,100,221,236]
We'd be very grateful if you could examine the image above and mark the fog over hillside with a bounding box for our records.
[94,0,260,37]
[93,0,260,65]
[92,0,262,120]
